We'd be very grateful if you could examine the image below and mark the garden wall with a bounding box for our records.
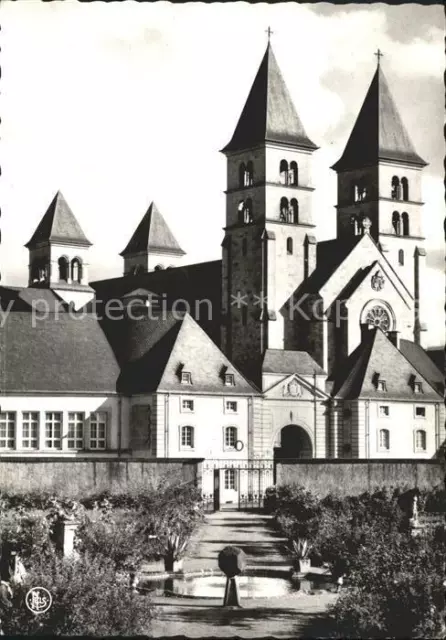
[0,458,203,497]
[276,459,445,496]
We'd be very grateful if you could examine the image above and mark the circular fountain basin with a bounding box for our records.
[141,569,333,599]
[170,575,293,599]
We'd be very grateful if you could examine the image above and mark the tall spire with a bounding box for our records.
[222,43,317,154]
[332,64,427,172]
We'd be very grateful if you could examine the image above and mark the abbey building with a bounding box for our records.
[0,43,443,502]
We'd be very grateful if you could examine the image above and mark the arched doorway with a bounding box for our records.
[274,425,313,460]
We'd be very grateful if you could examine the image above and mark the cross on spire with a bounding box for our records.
[374,48,384,67]
[265,26,274,43]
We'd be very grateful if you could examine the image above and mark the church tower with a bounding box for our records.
[120,202,185,275]
[25,191,95,310]
[331,56,428,344]
[221,42,318,380]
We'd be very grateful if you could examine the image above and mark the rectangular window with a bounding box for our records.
[0,412,16,449]
[181,371,192,385]
[22,412,39,449]
[415,430,426,451]
[181,426,194,449]
[89,412,107,450]
[225,401,238,413]
[225,427,237,449]
[415,406,426,418]
[45,412,62,449]
[379,429,390,450]
[414,382,423,393]
[224,468,237,490]
[224,373,235,386]
[68,412,84,449]
[379,405,390,417]
[181,399,194,413]
[377,380,387,392]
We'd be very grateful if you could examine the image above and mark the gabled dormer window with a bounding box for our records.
[181,371,192,385]
[224,373,235,386]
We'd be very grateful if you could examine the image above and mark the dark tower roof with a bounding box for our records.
[221,43,318,154]
[332,65,427,172]
[120,202,185,257]
[25,191,92,249]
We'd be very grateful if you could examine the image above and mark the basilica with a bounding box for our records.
[0,43,443,504]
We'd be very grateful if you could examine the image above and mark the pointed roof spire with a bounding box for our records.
[221,43,317,154]
[25,191,92,249]
[332,63,427,171]
[120,202,185,257]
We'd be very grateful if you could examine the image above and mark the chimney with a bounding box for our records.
[387,330,400,349]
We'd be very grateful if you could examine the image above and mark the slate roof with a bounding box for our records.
[222,43,317,153]
[104,312,259,396]
[0,313,120,393]
[25,192,92,249]
[262,349,325,376]
[400,340,444,395]
[92,260,222,345]
[331,328,442,400]
[120,202,185,257]
[332,65,427,171]
[0,286,67,312]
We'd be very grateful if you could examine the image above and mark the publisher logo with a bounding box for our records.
[25,587,52,615]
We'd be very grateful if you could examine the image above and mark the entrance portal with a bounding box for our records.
[275,425,313,459]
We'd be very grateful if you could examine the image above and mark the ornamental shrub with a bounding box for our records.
[3,553,154,636]
[329,527,446,639]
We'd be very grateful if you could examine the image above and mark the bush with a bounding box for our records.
[0,510,55,568]
[329,528,446,638]
[3,553,153,636]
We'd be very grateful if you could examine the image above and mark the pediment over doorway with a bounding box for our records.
[263,372,329,400]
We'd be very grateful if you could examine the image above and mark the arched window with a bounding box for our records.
[350,215,360,236]
[391,176,401,200]
[154,265,164,271]
[244,198,253,224]
[379,429,390,450]
[415,429,426,451]
[286,237,293,255]
[239,163,246,188]
[58,257,69,282]
[401,177,409,201]
[392,211,401,236]
[71,258,82,283]
[224,426,237,449]
[238,200,245,223]
[351,182,358,203]
[358,179,368,201]
[289,198,298,223]
[242,238,247,256]
[245,161,254,187]
[279,160,288,185]
[280,197,289,221]
[289,161,298,186]
[32,259,46,283]
[398,249,404,266]
[180,426,194,449]
[402,212,409,236]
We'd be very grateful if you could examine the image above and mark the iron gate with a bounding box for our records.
[201,459,275,511]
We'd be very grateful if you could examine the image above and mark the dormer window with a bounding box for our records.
[413,381,423,394]
[224,373,235,386]
[376,379,387,392]
[181,371,192,385]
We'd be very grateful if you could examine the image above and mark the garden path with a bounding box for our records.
[182,509,293,573]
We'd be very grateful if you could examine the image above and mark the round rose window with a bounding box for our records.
[363,305,391,331]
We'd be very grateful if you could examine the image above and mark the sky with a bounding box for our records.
[0,1,444,345]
